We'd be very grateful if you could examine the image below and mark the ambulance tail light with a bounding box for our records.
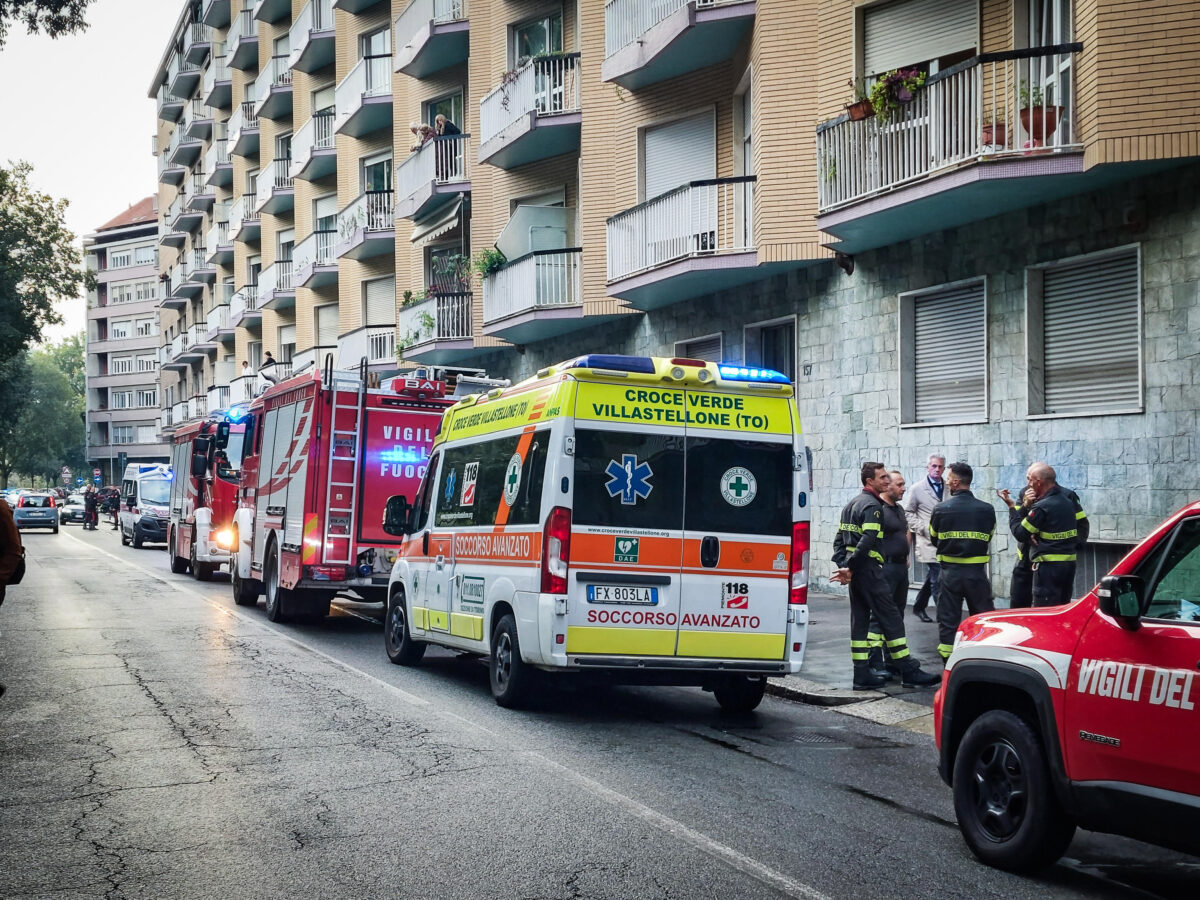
[542,506,571,594]
[789,522,809,605]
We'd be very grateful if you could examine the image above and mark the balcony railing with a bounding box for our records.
[480,52,580,144]
[483,249,581,322]
[230,285,259,321]
[207,384,231,412]
[293,229,337,273]
[276,260,293,292]
[256,158,294,207]
[334,54,392,130]
[395,0,466,53]
[604,0,737,57]
[290,0,333,59]
[185,21,212,54]
[188,395,208,420]
[167,52,198,87]
[397,291,472,345]
[338,190,395,239]
[254,54,293,108]
[291,110,335,176]
[190,171,209,195]
[207,303,231,336]
[228,101,258,148]
[816,45,1082,213]
[396,133,470,198]
[229,8,255,46]
[172,401,189,423]
[204,138,230,172]
[607,177,755,281]
[228,193,260,236]
[203,53,230,96]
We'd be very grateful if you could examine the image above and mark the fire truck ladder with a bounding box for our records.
[321,356,368,566]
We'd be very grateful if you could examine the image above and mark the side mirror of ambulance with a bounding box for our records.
[1098,575,1144,631]
[191,453,207,479]
[383,495,412,536]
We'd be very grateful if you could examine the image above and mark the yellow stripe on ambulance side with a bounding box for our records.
[676,631,786,660]
[566,626,677,656]
[574,382,792,436]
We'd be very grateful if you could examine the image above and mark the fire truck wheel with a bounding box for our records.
[490,614,533,709]
[952,709,1076,872]
[712,675,767,713]
[264,545,291,623]
[294,592,331,622]
[190,542,214,581]
[232,564,261,606]
[169,530,189,575]
[385,590,426,666]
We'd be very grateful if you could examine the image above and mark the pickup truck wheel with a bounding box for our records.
[263,546,291,623]
[953,709,1076,871]
[169,531,189,575]
[385,590,425,666]
[489,614,533,709]
[713,675,767,713]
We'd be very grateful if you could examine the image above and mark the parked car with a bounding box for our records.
[14,493,59,533]
[59,493,87,525]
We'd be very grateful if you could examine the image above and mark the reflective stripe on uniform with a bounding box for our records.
[888,646,911,660]
[937,555,989,564]
[937,643,954,659]
[868,550,884,563]
[838,523,862,534]
[1039,529,1077,541]
[928,525,939,539]
[861,522,882,533]
[1038,553,1077,562]
[1021,518,1039,534]
[850,638,871,662]
[1076,510,1088,520]
[934,530,992,541]
[867,631,884,648]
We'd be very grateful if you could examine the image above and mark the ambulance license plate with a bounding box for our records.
[587,585,658,605]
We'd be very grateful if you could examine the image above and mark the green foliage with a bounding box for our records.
[868,68,927,122]
[472,247,507,277]
[0,0,93,48]
[44,331,84,396]
[0,348,85,486]
[1019,81,1045,110]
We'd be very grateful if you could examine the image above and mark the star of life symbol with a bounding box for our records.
[605,454,654,505]
[444,468,457,504]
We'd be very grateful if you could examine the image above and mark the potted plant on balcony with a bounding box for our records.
[868,68,927,123]
[1019,82,1062,145]
[982,114,1007,149]
[473,247,507,278]
[844,78,874,122]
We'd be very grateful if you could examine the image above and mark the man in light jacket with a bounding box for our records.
[903,453,945,623]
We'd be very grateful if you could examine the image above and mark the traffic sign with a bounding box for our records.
[75,477,84,485]
[93,468,101,477]
[93,475,102,485]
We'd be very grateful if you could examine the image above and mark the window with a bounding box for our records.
[315,304,339,346]
[278,325,296,363]
[275,132,292,163]
[112,425,134,445]
[363,276,395,326]
[428,245,469,292]
[138,426,157,444]
[111,356,135,375]
[424,91,464,132]
[248,254,262,286]
[1026,247,1141,417]
[900,279,987,425]
[137,355,157,372]
[312,84,335,116]
[111,391,133,409]
[314,194,337,233]
[277,228,294,262]
[110,321,132,340]
[512,13,562,67]
[573,429,685,531]
[861,0,978,79]
[744,317,795,381]
[135,245,156,266]
[361,151,392,193]
[111,280,155,304]
[641,110,716,201]
[685,437,793,536]
[435,431,549,528]
[1137,518,1200,623]
[412,452,439,533]
[109,249,133,268]
[135,317,156,337]
[360,26,390,58]
[675,333,722,363]
[248,341,262,369]
[137,389,158,407]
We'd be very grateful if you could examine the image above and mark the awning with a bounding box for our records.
[411,197,463,247]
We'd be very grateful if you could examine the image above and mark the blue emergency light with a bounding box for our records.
[226,405,248,422]
[718,365,791,385]
[565,354,656,374]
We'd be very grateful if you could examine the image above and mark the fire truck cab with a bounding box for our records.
[167,417,246,579]
[229,358,474,622]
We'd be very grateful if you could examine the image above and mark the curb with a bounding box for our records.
[766,676,884,707]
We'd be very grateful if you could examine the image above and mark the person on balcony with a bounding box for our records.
[409,122,434,153]
[434,115,461,182]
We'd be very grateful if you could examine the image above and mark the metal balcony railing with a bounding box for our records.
[398,291,472,345]
[334,53,392,130]
[256,158,293,207]
[188,395,208,420]
[292,110,335,174]
[228,102,258,150]
[207,303,231,336]
[204,138,230,173]
[603,0,736,57]
[254,54,292,106]
[168,52,198,85]
[816,45,1082,213]
[395,0,466,55]
[203,53,230,97]
[483,248,581,322]
[290,0,333,63]
[396,133,469,200]
[338,190,395,239]
[229,8,255,46]
[293,229,337,273]
[480,52,580,144]
[185,21,212,54]
[277,260,293,292]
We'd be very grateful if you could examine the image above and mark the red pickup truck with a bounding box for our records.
[935,501,1200,871]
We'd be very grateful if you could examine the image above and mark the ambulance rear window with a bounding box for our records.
[684,437,792,536]
[573,429,685,530]
[435,429,549,528]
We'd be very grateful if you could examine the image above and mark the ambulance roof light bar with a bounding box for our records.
[564,354,656,375]
[718,365,791,385]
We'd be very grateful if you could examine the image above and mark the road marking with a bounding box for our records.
[57,530,830,900]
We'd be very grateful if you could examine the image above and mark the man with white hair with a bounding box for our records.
[904,453,945,623]
[1003,462,1086,607]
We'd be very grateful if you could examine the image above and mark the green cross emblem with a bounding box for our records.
[729,476,750,497]
[508,469,519,490]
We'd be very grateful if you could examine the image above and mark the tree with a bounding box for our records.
[0,350,85,487]
[0,0,92,48]
[44,331,85,397]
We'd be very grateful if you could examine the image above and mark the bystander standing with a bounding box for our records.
[904,453,945,623]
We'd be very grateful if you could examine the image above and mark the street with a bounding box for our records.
[1,527,1197,900]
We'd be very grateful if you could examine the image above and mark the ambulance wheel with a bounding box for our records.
[953,709,1076,872]
[132,530,144,549]
[263,546,291,623]
[190,542,213,581]
[121,526,130,546]
[490,614,533,709]
[385,589,425,666]
[169,530,189,575]
[713,675,767,713]
[232,561,261,607]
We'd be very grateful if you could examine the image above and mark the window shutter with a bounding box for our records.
[313,84,335,113]
[278,324,296,346]
[316,304,339,346]
[644,111,716,201]
[364,277,395,325]
[314,194,337,221]
[1041,251,1140,414]
[912,281,986,423]
[863,0,978,77]
[677,334,722,363]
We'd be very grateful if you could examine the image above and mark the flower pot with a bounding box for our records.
[845,99,874,122]
[982,123,1007,147]
[1019,105,1062,141]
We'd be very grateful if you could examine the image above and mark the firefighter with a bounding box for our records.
[1001,480,1089,608]
[832,462,940,690]
[929,461,996,660]
[1005,462,1087,607]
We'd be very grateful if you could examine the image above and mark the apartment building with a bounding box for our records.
[84,198,171,483]
[149,0,1200,596]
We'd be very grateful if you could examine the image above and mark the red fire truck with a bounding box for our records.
[167,417,247,579]
[229,359,472,622]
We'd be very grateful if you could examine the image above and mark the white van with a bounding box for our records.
[381,355,811,711]
[118,463,172,548]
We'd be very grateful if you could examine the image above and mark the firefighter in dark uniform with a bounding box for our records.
[1002,480,1089,608]
[866,470,910,680]
[929,461,996,661]
[1006,462,1087,607]
[832,462,940,690]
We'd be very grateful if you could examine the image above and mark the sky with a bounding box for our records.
[0,0,185,344]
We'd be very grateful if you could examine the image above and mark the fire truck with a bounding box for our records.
[229,358,491,622]
[167,416,248,579]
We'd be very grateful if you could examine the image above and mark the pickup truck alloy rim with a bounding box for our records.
[971,738,1028,841]
[494,631,513,690]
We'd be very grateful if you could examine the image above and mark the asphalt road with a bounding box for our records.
[1,524,1197,900]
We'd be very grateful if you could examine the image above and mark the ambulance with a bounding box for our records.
[380,354,811,711]
[936,501,1200,872]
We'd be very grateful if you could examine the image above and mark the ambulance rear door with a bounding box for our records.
[677,388,795,662]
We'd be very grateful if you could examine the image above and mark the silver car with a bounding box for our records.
[13,493,59,533]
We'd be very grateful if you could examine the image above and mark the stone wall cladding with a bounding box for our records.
[474,163,1200,595]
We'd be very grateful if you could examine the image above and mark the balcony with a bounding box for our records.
[176,257,205,299]
[207,382,232,413]
[602,0,753,90]
[396,291,475,363]
[229,193,261,243]
[183,99,213,140]
[289,0,335,73]
[479,52,581,169]
[255,158,294,214]
[290,111,337,180]
[394,0,468,78]
[157,83,184,122]
[254,0,291,22]
[395,133,470,220]
[207,220,233,264]
[160,268,187,309]
[338,325,397,369]
[160,407,175,431]
[188,395,209,420]
[253,55,293,120]
[228,8,259,70]
[168,52,201,99]
[187,247,216,283]
[333,54,392,138]
[336,191,394,260]
[607,176,755,309]
[230,285,261,327]
[186,172,215,211]
[202,0,230,27]
[157,149,186,186]
[333,0,386,12]
[172,400,190,423]
[293,230,338,287]
[203,53,232,108]
[168,129,202,167]
[258,260,295,311]
[206,299,235,340]
[482,248,583,343]
[184,21,213,65]
[230,375,257,404]
[205,137,232,187]
[816,46,1087,253]
[228,101,260,157]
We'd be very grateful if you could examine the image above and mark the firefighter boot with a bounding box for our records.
[866,647,895,681]
[899,659,941,688]
[853,663,887,691]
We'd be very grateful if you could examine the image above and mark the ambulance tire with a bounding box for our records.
[263,545,292,623]
[713,675,767,713]
[385,589,426,666]
[489,613,533,709]
[232,563,261,607]
[953,709,1076,872]
[121,526,130,546]
[169,530,189,575]
[132,528,145,549]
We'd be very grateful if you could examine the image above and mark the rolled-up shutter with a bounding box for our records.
[863,0,978,78]
[315,304,339,346]
[676,334,722,364]
[912,281,986,423]
[1042,250,1140,414]
[278,324,296,348]
[364,276,395,325]
[643,111,716,201]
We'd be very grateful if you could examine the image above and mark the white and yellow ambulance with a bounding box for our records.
[381,354,811,710]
